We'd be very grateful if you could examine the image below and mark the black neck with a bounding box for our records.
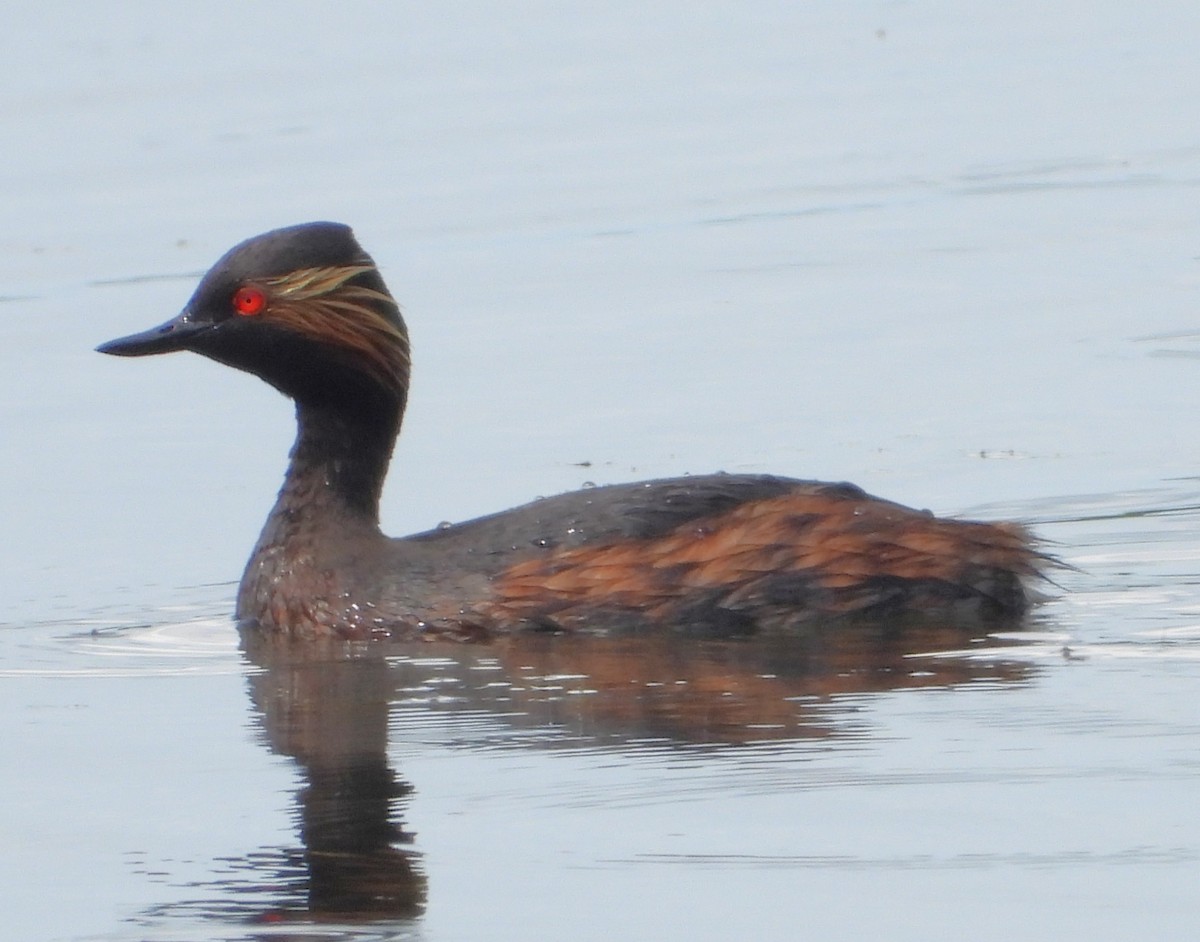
[275,397,402,527]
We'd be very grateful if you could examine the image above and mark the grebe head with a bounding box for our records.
[97,222,410,410]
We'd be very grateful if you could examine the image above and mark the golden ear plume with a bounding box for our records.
[261,264,411,394]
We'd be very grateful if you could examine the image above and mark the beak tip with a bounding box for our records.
[95,312,209,358]
[95,334,156,357]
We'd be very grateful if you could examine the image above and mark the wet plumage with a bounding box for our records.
[98,222,1049,641]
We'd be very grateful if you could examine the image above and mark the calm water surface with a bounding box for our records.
[4,3,1200,940]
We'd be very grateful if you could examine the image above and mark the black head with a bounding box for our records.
[98,222,410,410]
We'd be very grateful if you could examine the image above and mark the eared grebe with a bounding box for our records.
[98,222,1047,641]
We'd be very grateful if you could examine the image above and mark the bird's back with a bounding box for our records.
[394,473,1044,639]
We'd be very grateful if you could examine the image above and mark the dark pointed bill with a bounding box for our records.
[96,309,211,357]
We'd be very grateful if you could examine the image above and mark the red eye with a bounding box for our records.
[232,285,267,316]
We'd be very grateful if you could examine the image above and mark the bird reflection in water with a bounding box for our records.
[471,620,1036,742]
[241,636,427,922]
[176,617,1039,929]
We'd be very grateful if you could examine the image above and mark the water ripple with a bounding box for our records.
[0,617,244,678]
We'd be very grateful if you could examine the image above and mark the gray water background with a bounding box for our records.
[3,3,1200,940]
